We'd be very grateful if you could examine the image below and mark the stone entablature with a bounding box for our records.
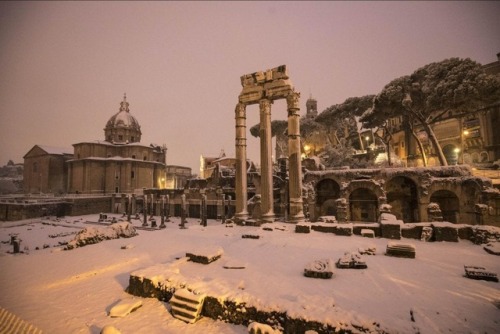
[304,165,500,226]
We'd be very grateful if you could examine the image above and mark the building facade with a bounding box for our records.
[23,145,73,194]
[22,95,193,195]
[67,95,167,194]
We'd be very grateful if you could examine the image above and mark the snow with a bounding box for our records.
[108,298,143,318]
[1,214,499,333]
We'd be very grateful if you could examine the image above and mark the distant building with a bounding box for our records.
[200,150,237,179]
[23,145,73,194]
[67,95,167,194]
[165,165,192,189]
[0,160,24,194]
[399,53,500,167]
[23,94,191,195]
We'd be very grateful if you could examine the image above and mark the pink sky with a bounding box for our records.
[0,1,499,174]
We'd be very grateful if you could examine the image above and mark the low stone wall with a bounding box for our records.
[0,196,112,221]
[65,197,112,216]
[126,274,387,334]
[310,223,353,236]
[306,222,500,245]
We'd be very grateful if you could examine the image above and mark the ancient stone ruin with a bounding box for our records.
[235,65,304,223]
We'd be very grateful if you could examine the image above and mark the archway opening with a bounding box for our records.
[386,176,419,223]
[349,188,378,222]
[430,189,460,223]
[316,179,341,216]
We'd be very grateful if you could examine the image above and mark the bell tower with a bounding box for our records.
[306,94,318,119]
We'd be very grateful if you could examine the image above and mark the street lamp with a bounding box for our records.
[454,147,460,165]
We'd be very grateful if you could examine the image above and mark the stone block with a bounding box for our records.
[432,224,459,242]
[304,259,334,279]
[385,242,416,258]
[401,225,422,240]
[295,223,311,233]
[380,221,401,240]
[352,224,380,237]
[464,265,498,282]
[170,288,206,324]
[361,229,375,238]
[336,252,367,269]
[457,225,474,241]
[186,246,223,265]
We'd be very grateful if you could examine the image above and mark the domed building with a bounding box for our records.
[104,94,142,144]
[67,95,168,194]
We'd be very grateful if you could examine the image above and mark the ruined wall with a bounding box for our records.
[0,196,112,221]
[304,166,500,226]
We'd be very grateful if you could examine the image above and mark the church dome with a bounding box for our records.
[104,94,142,143]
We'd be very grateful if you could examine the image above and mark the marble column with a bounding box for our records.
[235,102,249,221]
[287,91,304,222]
[259,98,274,221]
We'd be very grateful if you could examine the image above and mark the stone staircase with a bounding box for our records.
[0,307,42,334]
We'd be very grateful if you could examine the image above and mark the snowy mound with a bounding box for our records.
[65,222,137,250]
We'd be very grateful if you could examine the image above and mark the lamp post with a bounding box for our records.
[461,130,469,164]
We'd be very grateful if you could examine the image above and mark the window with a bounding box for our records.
[131,171,135,179]
[33,162,38,173]
[132,155,136,159]
[118,135,123,141]
[131,136,135,142]
[143,156,147,161]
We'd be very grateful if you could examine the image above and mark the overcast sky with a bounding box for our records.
[0,1,499,174]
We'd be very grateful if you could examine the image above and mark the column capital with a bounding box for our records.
[286,90,301,110]
[259,99,272,114]
[235,102,246,116]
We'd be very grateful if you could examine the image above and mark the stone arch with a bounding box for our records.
[385,176,419,223]
[315,178,341,216]
[430,189,460,223]
[345,180,385,222]
[443,144,459,165]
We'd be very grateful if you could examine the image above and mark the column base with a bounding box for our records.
[234,211,249,224]
[260,211,275,224]
[288,198,304,223]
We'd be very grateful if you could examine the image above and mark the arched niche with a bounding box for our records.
[349,187,378,222]
[430,189,460,223]
[386,176,419,222]
[315,178,341,217]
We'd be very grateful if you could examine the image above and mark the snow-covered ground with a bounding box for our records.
[1,215,499,334]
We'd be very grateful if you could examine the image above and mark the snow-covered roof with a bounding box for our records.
[37,145,73,155]
[72,140,154,149]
